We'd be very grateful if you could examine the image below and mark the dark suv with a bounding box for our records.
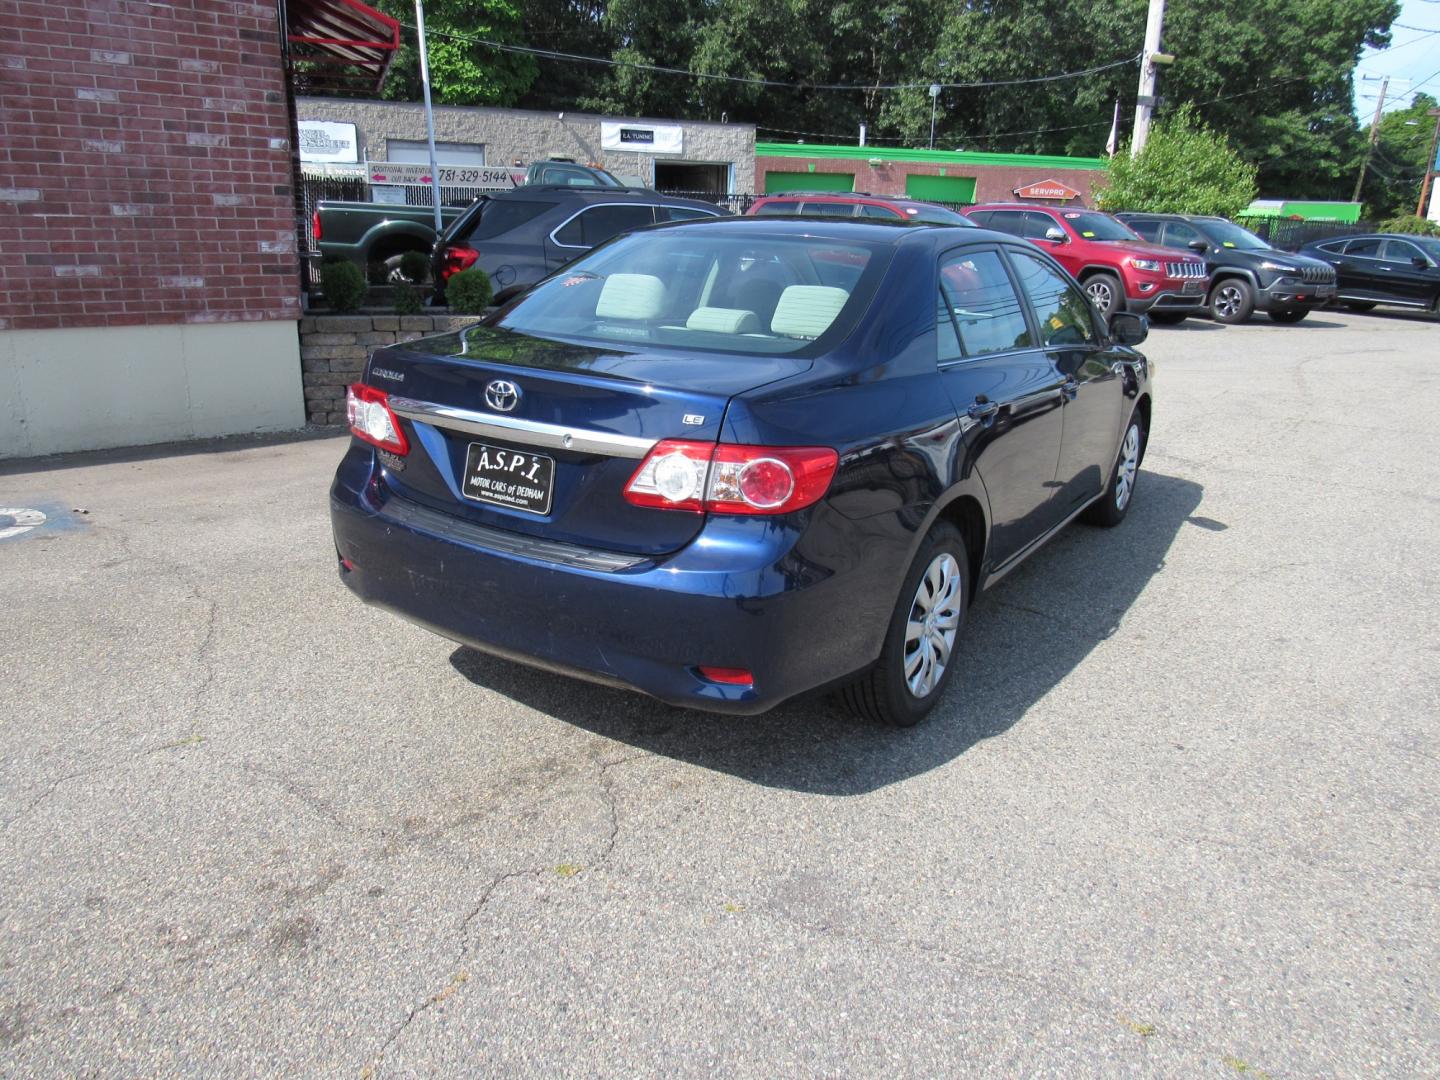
[748,192,976,227]
[431,187,725,304]
[1117,213,1337,324]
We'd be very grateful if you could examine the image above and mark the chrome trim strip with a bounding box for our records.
[389,396,658,459]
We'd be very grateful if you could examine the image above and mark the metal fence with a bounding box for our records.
[1246,218,1376,252]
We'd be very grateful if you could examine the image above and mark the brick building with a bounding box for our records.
[0,0,310,457]
[756,142,1107,206]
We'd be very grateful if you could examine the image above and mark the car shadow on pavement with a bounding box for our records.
[449,471,1204,795]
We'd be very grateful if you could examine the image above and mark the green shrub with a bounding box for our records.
[399,250,431,283]
[321,259,367,312]
[446,268,493,313]
[392,282,425,315]
[365,260,389,285]
[1096,105,1258,218]
[1377,214,1439,237]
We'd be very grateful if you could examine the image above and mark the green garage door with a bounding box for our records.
[905,174,977,203]
[765,171,854,194]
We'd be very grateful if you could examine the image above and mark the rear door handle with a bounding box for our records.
[967,397,999,421]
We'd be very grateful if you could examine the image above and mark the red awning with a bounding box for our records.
[283,0,401,95]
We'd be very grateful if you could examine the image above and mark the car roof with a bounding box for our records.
[486,185,716,207]
[633,213,1027,250]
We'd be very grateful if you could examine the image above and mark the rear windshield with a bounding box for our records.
[494,230,891,355]
[905,205,977,227]
[459,198,555,242]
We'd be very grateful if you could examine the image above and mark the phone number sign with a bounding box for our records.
[366,162,523,189]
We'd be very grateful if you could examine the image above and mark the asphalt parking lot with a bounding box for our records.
[2,308,1438,1077]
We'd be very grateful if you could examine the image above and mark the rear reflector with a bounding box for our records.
[624,441,837,515]
[346,383,409,456]
[697,666,753,686]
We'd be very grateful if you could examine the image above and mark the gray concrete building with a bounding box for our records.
[297,97,756,193]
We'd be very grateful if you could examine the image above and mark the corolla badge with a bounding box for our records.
[484,379,521,413]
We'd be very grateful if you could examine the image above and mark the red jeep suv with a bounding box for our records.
[965,204,1209,323]
[748,192,976,227]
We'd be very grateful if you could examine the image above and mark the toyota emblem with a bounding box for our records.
[484,379,521,413]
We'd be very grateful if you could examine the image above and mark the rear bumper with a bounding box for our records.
[329,447,884,715]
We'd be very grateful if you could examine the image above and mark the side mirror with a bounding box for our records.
[1043,226,1067,243]
[1413,256,1430,270]
[1110,311,1148,346]
[1188,239,1208,252]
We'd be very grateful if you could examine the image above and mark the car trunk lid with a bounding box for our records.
[364,324,811,556]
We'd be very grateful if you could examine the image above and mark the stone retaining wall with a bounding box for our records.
[299,313,483,424]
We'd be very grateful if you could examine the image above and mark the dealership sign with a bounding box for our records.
[600,122,683,154]
[365,162,523,189]
[298,121,359,164]
[1013,178,1082,201]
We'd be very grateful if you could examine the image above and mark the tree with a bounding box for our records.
[1096,106,1258,216]
[1358,93,1438,219]
[375,0,536,107]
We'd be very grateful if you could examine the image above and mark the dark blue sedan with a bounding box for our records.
[331,217,1153,725]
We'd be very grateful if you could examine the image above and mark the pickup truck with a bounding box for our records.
[311,202,464,283]
[312,165,639,283]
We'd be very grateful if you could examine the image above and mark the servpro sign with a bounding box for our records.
[1013,178,1082,201]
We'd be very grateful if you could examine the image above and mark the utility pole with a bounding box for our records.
[415,0,444,232]
[928,84,941,150]
[1351,75,1389,205]
[1416,107,1440,219]
[1131,0,1167,156]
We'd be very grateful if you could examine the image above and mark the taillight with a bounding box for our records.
[440,246,479,281]
[624,440,837,515]
[311,209,321,243]
[346,383,409,455]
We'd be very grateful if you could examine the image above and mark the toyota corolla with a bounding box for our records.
[331,217,1153,726]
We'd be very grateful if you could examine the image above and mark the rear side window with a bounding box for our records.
[938,249,1034,359]
[800,201,855,216]
[466,199,554,242]
[858,203,902,220]
[1009,250,1098,347]
[1344,237,1381,257]
[553,204,656,247]
[1022,212,1062,240]
[1127,219,1162,241]
[659,206,717,222]
[978,211,1027,237]
[754,201,800,215]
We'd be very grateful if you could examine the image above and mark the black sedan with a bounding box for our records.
[1299,233,1440,318]
[334,217,1153,726]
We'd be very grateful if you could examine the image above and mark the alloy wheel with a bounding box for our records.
[1213,284,1244,320]
[903,553,962,699]
[1085,280,1114,312]
[1115,423,1141,510]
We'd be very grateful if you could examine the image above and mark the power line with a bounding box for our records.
[401,21,1139,93]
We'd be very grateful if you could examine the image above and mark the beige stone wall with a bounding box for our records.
[297,98,756,192]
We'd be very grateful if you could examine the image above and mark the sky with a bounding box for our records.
[1353,0,1440,118]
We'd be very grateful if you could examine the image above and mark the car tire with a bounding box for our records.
[1083,273,1123,320]
[1147,311,1188,325]
[1268,309,1308,324]
[383,252,427,285]
[1344,301,1376,312]
[1209,278,1254,324]
[1082,408,1146,528]
[840,524,968,728]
